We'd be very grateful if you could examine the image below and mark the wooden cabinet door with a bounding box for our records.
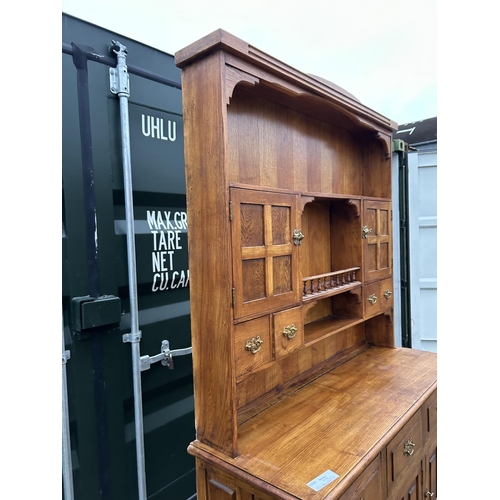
[363,200,392,283]
[231,188,301,319]
[390,470,422,500]
[423,391,437,499]
[339,454,383,500]
[424,444,437,500]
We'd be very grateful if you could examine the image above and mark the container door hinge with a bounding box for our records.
[232,288,235,307]
[139,340,192,371]
[109,41,130,97]
[229,201,233,221]
[392,139,408,153]
[62,350,71,365]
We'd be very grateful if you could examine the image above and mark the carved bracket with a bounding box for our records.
[302,301,318,316]
[225,66,260,104]
[383,309,393,324]
[349,288,362,303]
[347,199,360,217]
[375,132,392,160]
[300,196,315,214]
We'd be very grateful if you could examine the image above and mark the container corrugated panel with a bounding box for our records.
[62,13,195,500]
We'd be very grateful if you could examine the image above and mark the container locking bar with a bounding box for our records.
[110,39,147,500]
[140,340,192,371]
[62,313,74,500]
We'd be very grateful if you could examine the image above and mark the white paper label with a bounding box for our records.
[307,470,339,492]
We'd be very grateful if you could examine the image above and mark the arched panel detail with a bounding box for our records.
[375,132,392,160]
[226,67,259,105]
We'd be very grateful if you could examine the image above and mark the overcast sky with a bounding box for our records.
[61,0,436,126]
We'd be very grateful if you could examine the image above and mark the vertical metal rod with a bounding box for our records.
[110,40,147,500]
[62,313,75,500]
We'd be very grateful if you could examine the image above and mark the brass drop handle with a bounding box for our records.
[293,229,305,246]
[384,289,392,299]
[403,438,415,456]
[245,336,263,354]
[283,324,297,340]
[362,226,373,239]
[425,492,435,498]
[368,294,377,305]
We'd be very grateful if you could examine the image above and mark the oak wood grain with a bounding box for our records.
[190,347,436,500]
[227,87,363,195]
[180,52,238,455]
[175,28,432,500]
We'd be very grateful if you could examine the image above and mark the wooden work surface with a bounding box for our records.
[189,346,437,499]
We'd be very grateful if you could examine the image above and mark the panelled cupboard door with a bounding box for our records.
[338,454,383,500]
[390,470,422,500]
[363,200,392,283]
[424,444,437,500]
[231,188,301,319]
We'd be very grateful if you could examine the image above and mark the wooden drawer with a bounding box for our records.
[205,468,239,500]
[339,454,383,500]
[364,278,393,319]
[273,306,303,359]
[202,462,279,500]
[234,316,272,379]
[378,278,394,312]
[386,409,423,497]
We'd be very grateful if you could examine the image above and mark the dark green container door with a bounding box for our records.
[62,14,196,500]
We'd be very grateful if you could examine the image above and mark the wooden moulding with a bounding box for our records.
[175,29,398,135]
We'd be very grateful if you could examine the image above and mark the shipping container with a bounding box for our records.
[62,13,196,500]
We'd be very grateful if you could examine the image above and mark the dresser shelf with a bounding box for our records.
[304,314,365,346]
[302,268,361,303]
